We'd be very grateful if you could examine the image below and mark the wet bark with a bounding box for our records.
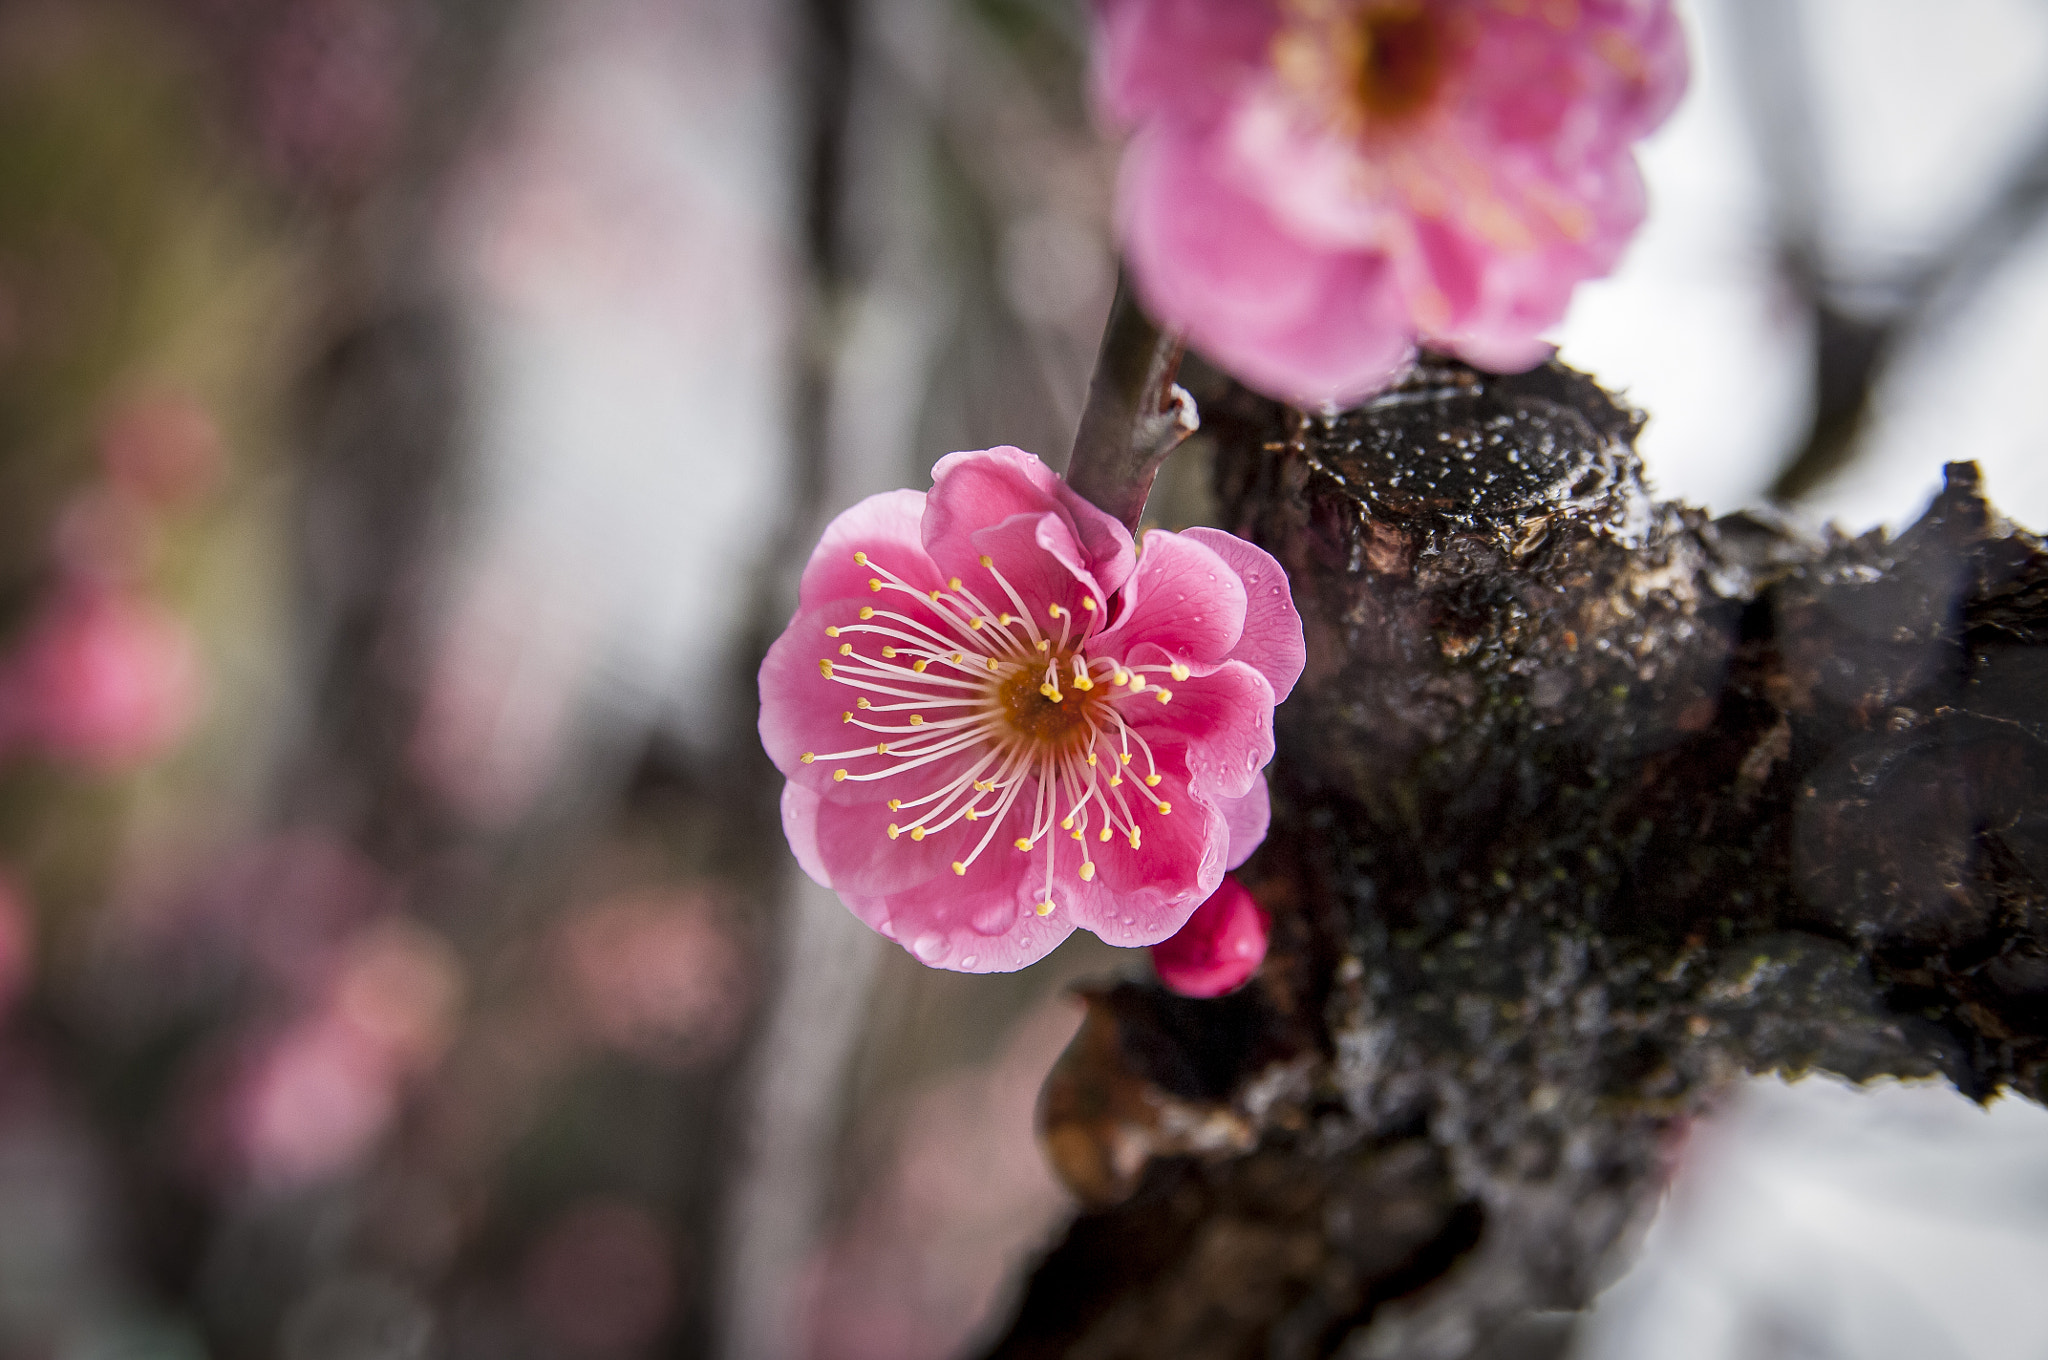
[986,358,2048,1360]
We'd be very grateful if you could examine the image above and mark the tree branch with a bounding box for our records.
[1063,275,1198,531]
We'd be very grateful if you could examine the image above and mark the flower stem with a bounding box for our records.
[1065,274,1198,532]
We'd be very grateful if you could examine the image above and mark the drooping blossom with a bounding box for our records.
[760,447,1303,973]
[0,585,202,772]
[1094,0,1689,405]
[1151,874,1271,997]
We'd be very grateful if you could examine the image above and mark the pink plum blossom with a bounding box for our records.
[1094,0,1689,405]
[760,447,1303,974]
[1151,874,1271,997]
[0,585,202,772]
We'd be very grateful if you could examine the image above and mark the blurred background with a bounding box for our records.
[0,1,2042,1358]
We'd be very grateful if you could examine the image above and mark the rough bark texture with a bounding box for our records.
[986,359,2048,1360]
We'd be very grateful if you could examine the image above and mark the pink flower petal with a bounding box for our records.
[780,781,833,888]
[1217,776,1270,871]
[798,489,935,610]
[1092,0,1279,129]
[1118,654,1275,803]
[1120,124,1416,406]
[1089,530,1247,668]
[923,446,1134,601]
[1176,528,1304,702]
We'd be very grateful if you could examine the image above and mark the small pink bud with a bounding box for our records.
[1151,875,1270,998]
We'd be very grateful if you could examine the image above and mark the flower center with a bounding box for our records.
[1272,1,1453,138]
[1349,5,1444,125]
[996,655,1097,747]
[796,550,1189,918]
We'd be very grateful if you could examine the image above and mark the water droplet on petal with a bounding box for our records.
[880,920,896,939]
[911,933,945,962]
[970,898,1015,935]
[962,954,978,968]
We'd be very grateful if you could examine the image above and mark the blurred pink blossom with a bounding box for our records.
[560,891,749,1069]
[0,586,202,772]
[1095,0,1688,405]
[229,920,462,1189]
[0,874,31,1018]
[255,0,409,192]
[762,447,1303,973]
[521,1198,679,1356]
[1151,873,1271,997]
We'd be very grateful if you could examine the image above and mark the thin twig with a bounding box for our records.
[1065,274,1199,531]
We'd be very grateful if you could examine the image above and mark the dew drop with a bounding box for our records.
[880,920,897,939]
[970,898,1015,935]
[911,933,945,962]
[962,955,978,968]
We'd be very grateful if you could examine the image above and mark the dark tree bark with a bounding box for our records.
[988,358,2048,1360]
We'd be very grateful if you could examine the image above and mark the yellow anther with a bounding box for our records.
[1119,752,1132,764]
[800,752,816,764]
[857,697,871,709]
[1112,670,1130,686]
[1086,753,1098,766]
[887,824,900,840]
[912,659,928,673]
[1109,775,1123,787]
[1082,597,1097,612]
[1156,689,1173,703]
[952,652,965,664]
[999,613,1013,626]
[928,589,942,601]
[910,827,925,841]
[875,742,889,755]
[1098,827,1112,842]
[1036,639,1050,652]
[1079,862,1096,881]
[969,617,984,630]
[1170,662,1190,682]
[1144,774,1162,787]
[952,862,967,875]
[859,606,875,620]
[839,643,853,656]
[1127,672,1145,689]
[853,551,868,565]
[1013,838,1033,852]
[1060,816,1074,831]
[979,555,993,568]
[1048,604,1063,619]
[1128,828,1142,849]
[888,798,902,810]
[1069,829,1082,841]
[833,769,848,782]
[842,712,852,723]
[881,646,896,657]
[949,577,962,590]
[826,626,840,637]
[869,579,882,592]
[1035,900,1056,916]
[1072,673,1093,691]
[818,660,834,677]
[973,780,991,792]
[909,715,924,726]
[1156,801,1171,814]
[986,657,1000,672]
[965,809,979,821]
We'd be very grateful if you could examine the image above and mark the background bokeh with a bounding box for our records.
[0,2,2042,1358]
